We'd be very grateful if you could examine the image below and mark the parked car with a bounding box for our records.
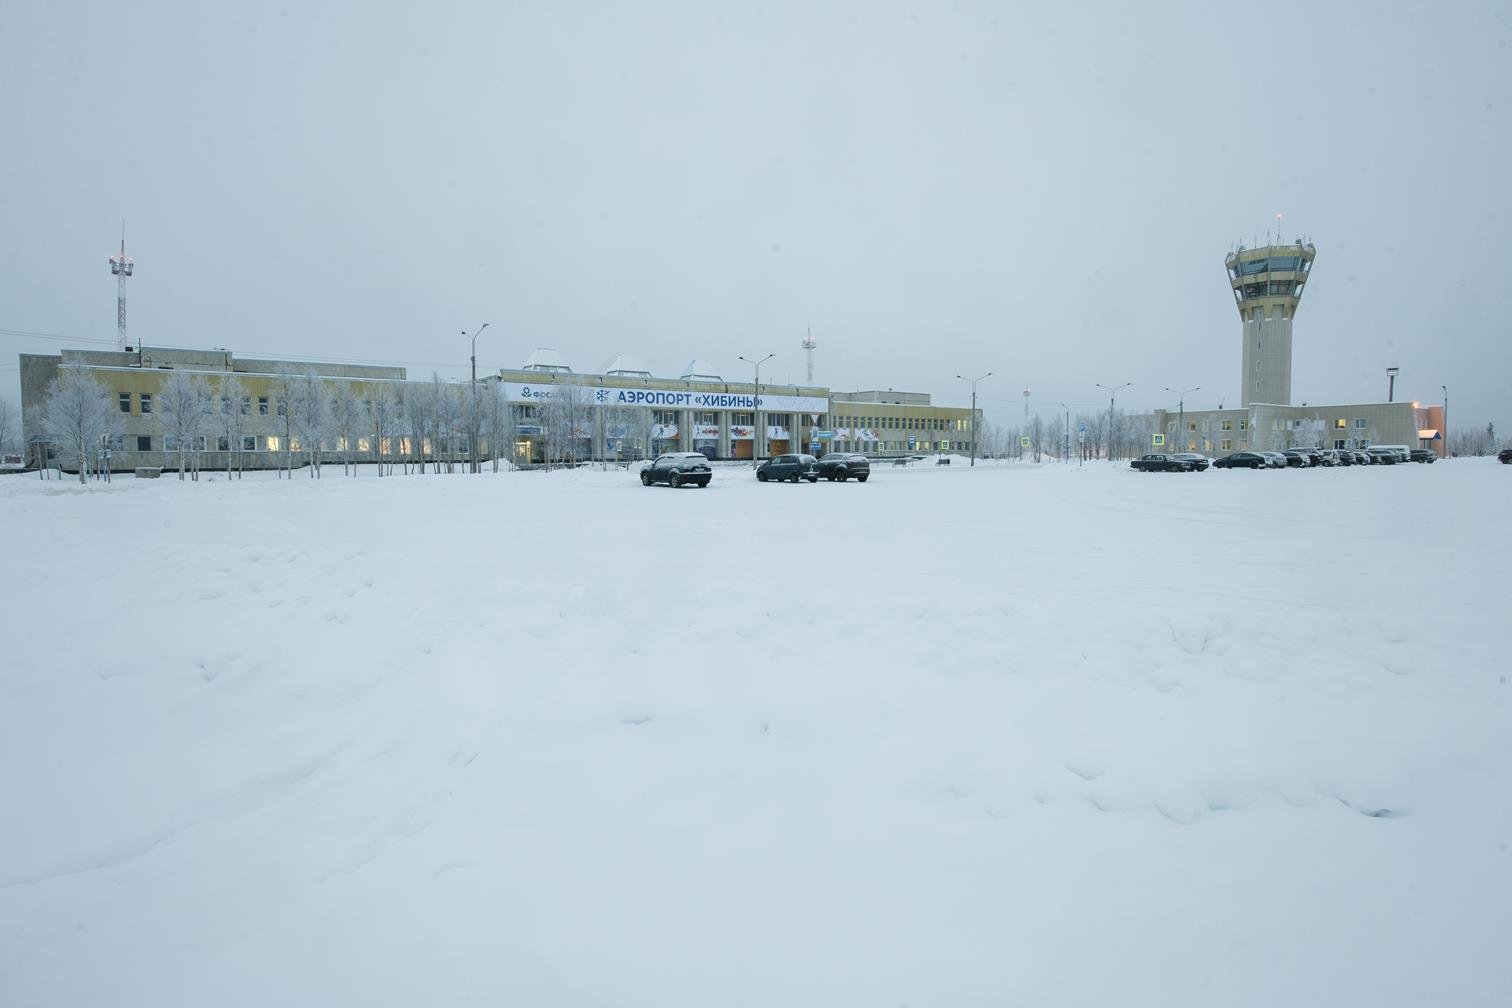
[1213,452,1268,469]
[1171,452,1211,471]
[1258,451,1289,468]
[1365,446,1401,464]
[1326,449,1354,466]
[814,453,870,482]
[1409,449,1437,463]
[1499,448,1512,464]
[1130,453,1197,472]
[756,453,820,483]
[1281,450,1312,468]
[640,452,712,488]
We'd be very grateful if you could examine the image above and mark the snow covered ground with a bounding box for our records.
[2,458,1509,1007]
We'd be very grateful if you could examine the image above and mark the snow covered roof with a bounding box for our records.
[521,348,573,373]
[602,354,653,378]
[680,359,722,382]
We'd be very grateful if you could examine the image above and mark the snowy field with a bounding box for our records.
[2,458,1509,1007]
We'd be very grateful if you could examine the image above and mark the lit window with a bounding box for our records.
[1334,418,1347,429]
[266,436,280,452]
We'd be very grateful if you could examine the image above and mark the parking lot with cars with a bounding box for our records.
[1134,444,1441,473]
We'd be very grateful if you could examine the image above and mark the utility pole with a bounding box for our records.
[1023,385,1032,462]
[1165,386,1200,454]
[956,372,991,466]
[739,353,775,466]
[1096,382,1131,461]
[1442,384,1448,459]
[467,323,490,473]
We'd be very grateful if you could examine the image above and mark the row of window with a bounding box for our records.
[118,392,287,416]
[107,436,474,454]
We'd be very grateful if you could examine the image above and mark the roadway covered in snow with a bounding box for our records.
[2,458,1509,1006]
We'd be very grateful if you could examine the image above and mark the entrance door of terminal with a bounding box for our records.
[732,440,753,460]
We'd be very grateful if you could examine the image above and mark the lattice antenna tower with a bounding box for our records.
[802,326,817,385]
[108,222,135,351]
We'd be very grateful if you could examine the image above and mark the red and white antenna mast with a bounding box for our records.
[801,326,817,385]
[108,222,135,351]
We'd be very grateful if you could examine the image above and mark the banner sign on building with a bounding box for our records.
[502,382,826,414]
[766,426,790,439]
[651,423,678,439]
[730,426,753,441]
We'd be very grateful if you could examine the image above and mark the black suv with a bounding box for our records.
[640,452,712,488]
[1130,454,1196,472]
[756,454,819,483]
[814,453,870,482]
[1409,449,1437,463]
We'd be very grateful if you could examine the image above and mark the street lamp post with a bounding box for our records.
[1442,384,1448,459]
[467,322,490,473]
[1164,386,1200,454]
[1386,366,1400,403]
[1058,402,1069,463]
[739,353,775,466]
[1096,382,1131,461]
[955,372,991,466]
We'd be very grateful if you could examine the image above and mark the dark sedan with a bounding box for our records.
[640,452,712,488]
[1131,454,1196,472]
[1213,452,1268,469]
[756,454,820,483]
[1171,452,1211,471]
[814,453,870,482]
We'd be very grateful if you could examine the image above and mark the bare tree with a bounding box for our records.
[291,368,332,478]
[483,381,514,472]
[158,369,213,480]
[215,374,251,479]
[329,382,362,475]
[0,396,20,456]
[366,384,399,476]
[268,366,299,478]
[40,369,120,483]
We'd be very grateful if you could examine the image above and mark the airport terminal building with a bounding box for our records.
[499,351,979,463]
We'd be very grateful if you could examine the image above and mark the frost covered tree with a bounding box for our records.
[158,368,214,480]
[40,368,120,483]
[328,382,362,475]
[268,366,299,477]
[483,382,514,472]
[366,384,399,476]
[215,374,251,479]
[290,369,332,478]
[0,396,20,455]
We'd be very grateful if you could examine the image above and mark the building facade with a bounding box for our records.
[498,352,979,463]
[20,346,409,471]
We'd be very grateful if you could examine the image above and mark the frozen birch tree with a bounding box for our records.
[158,368,212,480]
[483,382,514,472]
[0,396,20,455]
[268,366,299,477]
[329,382,363,475]
[291,369,332,478]
[40,368,119,483]
[366,384,399,476]
[215,374,251,479]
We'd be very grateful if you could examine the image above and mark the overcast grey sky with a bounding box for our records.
[3,1,1508,429]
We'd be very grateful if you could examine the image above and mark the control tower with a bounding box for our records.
[1226,239,1315,407]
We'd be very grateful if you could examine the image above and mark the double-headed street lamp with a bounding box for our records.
[1096,382,1131,461]
[739,353,775,466]
[466,323,490,472]
[1165,386,1200,454]
[1442,384,1449,459]
[955,372,991,466]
